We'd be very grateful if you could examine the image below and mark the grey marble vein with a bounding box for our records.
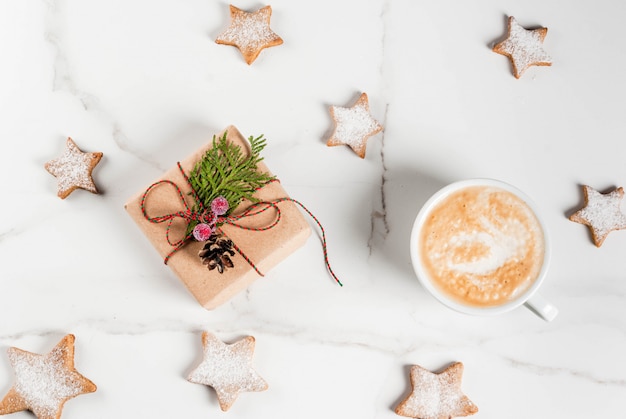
[502,356,626,388]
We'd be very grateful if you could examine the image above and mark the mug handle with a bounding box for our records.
[524,294,558,321]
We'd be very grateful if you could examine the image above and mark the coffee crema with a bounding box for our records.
[419,185,545,307]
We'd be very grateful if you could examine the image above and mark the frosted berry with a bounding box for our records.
[211,196,229,216]
[192,223,213,241]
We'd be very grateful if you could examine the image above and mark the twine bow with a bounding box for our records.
[140,162,342,286]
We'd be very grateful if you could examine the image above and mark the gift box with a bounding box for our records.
[125,125,311,309]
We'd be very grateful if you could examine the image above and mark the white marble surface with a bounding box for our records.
[1,0,626,417]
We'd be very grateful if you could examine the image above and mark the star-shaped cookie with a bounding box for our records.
[326,92,383,158]
[215,5,283,64]
[45,137,103,199]
[569,185,626,247]
[493,16,552,79]
[187,332,268,411]
[395,362,478,419]
[0,334,97,419]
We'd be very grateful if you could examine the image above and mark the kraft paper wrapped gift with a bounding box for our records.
[125,126,311,309]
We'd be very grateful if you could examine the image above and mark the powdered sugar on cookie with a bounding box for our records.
[187,332,267,411]
[215,5,283,65]
[0,334,97,419]
[569,185,626,246]
[395,362,478,419]
[44,137,102,199]
[493,16,552,78]
[327,92,383,158]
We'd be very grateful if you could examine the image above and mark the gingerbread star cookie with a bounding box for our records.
[0,334,97,419]
[326,92,383,158]
[569,185,626,246]
[45,137,103,199]
[395,362,478,419]
[215,5,283,64]
[187,332,268,411]
[493,16,552,79]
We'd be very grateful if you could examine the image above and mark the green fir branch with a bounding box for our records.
[188,132,275,225]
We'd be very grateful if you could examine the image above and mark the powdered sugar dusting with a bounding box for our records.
[570,186,626,246]
[327,93,383,157]
[45,138,101,197]
[187,333,267,411]
[332,105,381,148]
[216,6,282,56]
[3,336,96,418]
[494,16,551,78]
[396,363,478,419]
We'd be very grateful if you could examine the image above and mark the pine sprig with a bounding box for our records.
[188,132,275,224]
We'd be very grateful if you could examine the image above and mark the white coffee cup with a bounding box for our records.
[410,179,558,321]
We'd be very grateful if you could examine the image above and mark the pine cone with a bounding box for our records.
[198,234,236,273]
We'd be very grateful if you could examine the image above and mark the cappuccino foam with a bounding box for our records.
[419,186,544,307]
